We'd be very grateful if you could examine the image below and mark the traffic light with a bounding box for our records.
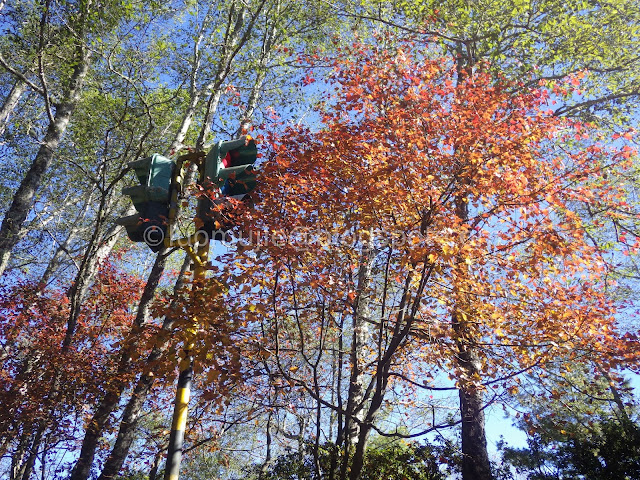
[116,153,175,251]
[200,136,257,235]
[204,136,257,197]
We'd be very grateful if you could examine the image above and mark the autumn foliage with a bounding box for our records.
[202,39,640,478]
[0,262,146,447]
[219,41,638,378]
[1,36,636,480]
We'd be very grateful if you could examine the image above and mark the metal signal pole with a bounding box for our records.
[163,151,209,480]
[164,244,209,480]
[159,137,256,479]
[118,135,257,480]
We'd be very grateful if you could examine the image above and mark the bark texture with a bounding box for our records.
[0,47,90,278]
[0,80,25,137]
[458,363,492,480]
[453,190,493,480]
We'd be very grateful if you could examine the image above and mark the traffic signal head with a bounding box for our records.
[199,136,257,237]
[204,136,257,197]
[116,154,175,251]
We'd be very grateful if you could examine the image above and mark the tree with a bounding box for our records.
[504,417,640,480]
[3,2,639,479]
[324,3,640,477]
[501,362,640,480]
[239,439,447,480]
[338,0,640,124]
[0,260,146,479]
[0,0,120,277]
[205,37,639,480]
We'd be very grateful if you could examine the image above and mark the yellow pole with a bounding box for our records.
[164,153,209,480]
[164,241,208,480]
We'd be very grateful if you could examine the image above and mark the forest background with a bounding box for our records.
[1,1,640,480]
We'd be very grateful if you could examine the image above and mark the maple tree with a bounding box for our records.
[0,260,147,479]
[201,38,640,480]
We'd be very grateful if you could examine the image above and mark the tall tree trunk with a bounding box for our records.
[340,246,374,480]
[197,0,269,149]
[9,432,29,480]
[234,2,277,138]
[449,43,493,477]
[0,46,91,278]
[344,249,374,444]
[456,349,492,480]
[165,17,207,155]
[0,80,25,137]
[17,426,44,480]
[8,423,45,480]
[96,366,160,480]
[453,190,492,480]
[23,202,124,480]
[328,313,346,480]
[68,251,168,480]
[348,258,433,480]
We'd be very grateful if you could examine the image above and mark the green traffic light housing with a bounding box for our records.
[204,136,258,197]
[200,136,257,236]
[116,153,175,251]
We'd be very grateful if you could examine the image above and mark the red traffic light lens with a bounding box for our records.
[222,152,232,168]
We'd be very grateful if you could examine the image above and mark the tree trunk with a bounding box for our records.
[148,450,163,480]
[258,412,273,480]
[344,252,373,444]
[233,5,276,138]
[453,190,493,480]
[197,0,269,149]
[457,348,492,480]
[340,246,374,480]
[96,368,158,480]
[0,80,25,137]
[0,47,90,278]
[68,251,168,480]
[347,267,426,480]
[17,425,44,480]
[9,432,29,480]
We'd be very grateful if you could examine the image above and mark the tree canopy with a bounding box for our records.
[0,2,639,480]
